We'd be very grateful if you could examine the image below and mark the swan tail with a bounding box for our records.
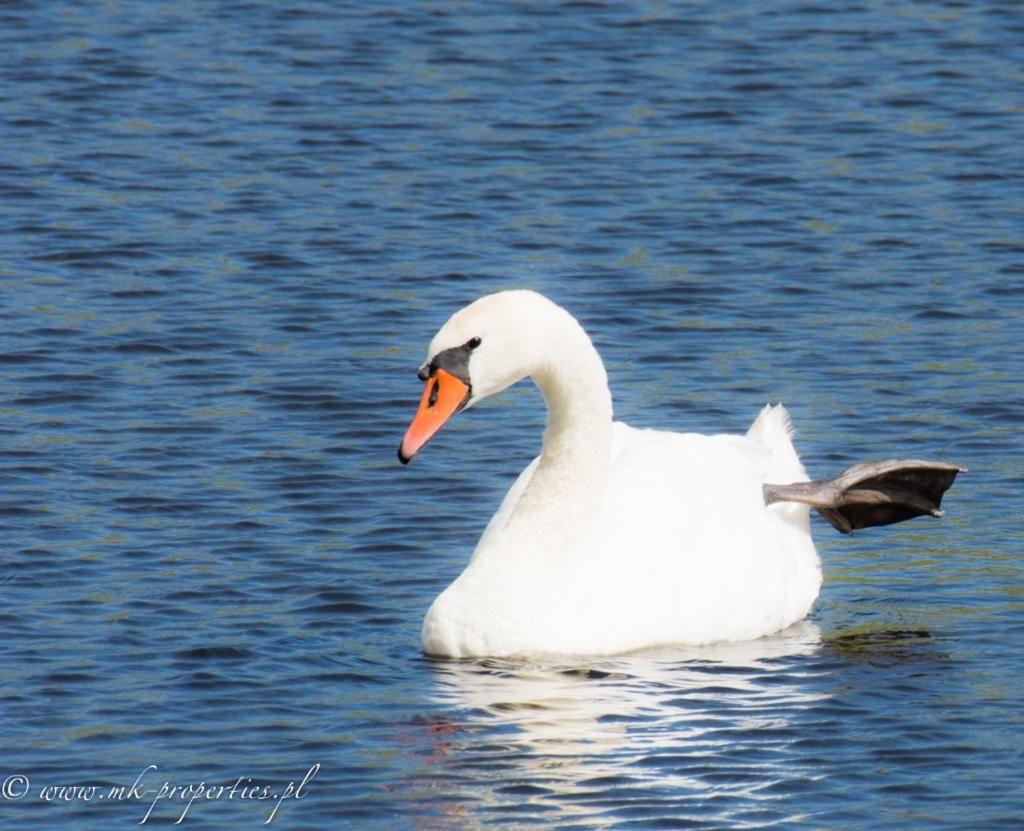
[764,460,966,535]
[746,403,808,485]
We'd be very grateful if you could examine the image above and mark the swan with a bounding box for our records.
[398,290,962,658]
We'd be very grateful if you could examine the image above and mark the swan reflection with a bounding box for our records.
[414,622,827,827]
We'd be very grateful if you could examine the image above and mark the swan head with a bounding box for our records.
[398,291,553,463]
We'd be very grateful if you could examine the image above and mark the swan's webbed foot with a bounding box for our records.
[763,460,966,535]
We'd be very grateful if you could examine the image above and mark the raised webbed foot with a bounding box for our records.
[763,460,965,535]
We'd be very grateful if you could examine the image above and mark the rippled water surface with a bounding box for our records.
[2,2,1023,829]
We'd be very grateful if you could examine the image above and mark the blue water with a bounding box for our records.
[2,2,1023,829]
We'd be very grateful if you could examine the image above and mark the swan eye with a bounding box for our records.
[467,337,481,350]
[428,378,440,408]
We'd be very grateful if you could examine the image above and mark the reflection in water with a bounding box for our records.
[416,623,828,827]
[824,626,945,668]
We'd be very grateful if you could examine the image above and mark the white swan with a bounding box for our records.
[399,291,962,658]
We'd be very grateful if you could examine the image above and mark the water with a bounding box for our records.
[1,1,1022,828]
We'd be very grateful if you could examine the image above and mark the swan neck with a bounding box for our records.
[501,316,613,549]
[535,356,612,458]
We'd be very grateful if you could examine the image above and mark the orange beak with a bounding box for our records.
[398,369,471,464]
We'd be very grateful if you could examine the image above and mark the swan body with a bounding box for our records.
[424,413,822,658]
[398,291,954,658]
